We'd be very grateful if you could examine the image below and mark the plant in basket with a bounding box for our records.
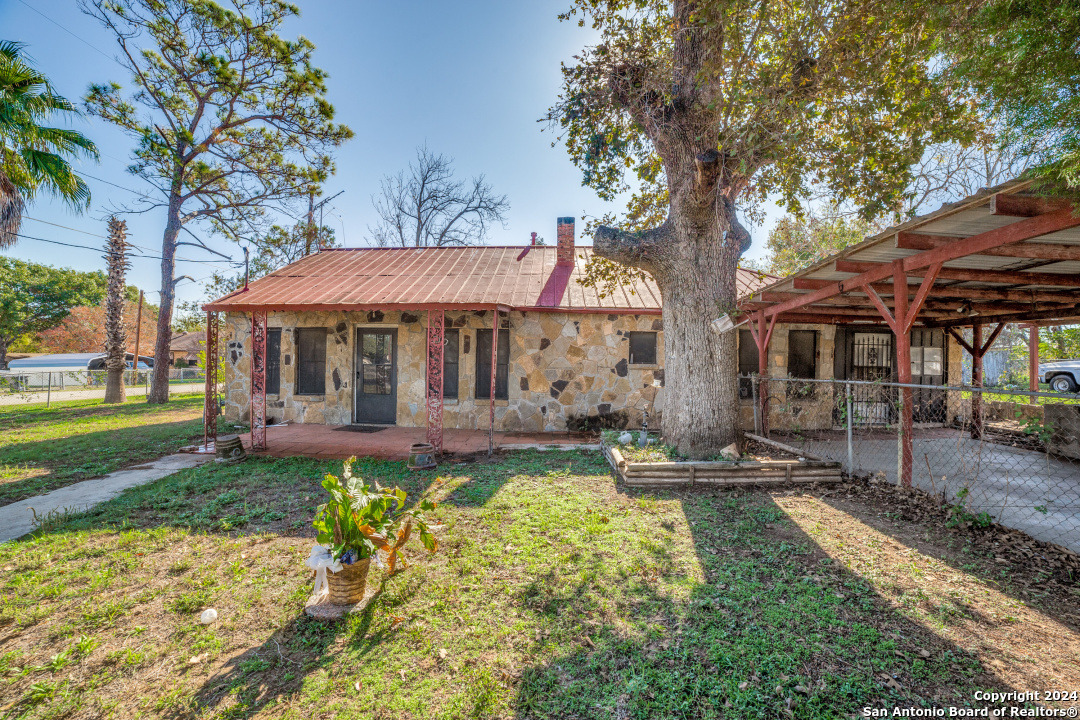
[309,457,439,605]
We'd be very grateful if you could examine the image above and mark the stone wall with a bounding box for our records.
[220,309,665,432]
[737,324,838,432]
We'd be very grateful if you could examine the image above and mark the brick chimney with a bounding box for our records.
[556,217,575,266]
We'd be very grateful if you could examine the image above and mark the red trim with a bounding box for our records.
[202,301,663,315]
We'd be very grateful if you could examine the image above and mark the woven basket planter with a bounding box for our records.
[327,558,370,605]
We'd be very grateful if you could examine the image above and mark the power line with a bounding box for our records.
[13,232,239,266]
[15,0,117,64]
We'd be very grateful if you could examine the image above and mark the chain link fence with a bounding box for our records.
[0,368,206,407]
[742,374,1080,554]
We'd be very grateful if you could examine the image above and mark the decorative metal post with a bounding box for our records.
[426,309,445,453]
[203,311,219,449]
[845,381,853,473]
[250,309,267,452]
[489,308,498,456]
[46,372,52,408]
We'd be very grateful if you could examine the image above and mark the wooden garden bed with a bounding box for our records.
[601,433,844,488]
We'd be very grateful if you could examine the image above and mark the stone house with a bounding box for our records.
[205,218,774,434]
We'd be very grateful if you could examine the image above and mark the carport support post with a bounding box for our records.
[971,323,984,439]
[426,309,445,453]
[1027,324,1039,392]
[748,311,777,437]
[250,310,267,452]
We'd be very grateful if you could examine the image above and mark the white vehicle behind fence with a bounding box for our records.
[0,353,154,389]
[1039,360,1080,393]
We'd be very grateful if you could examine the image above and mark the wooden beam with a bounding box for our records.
[991,193,1075,217]
[921,304,1080,328]
[785,278,1076,304]
[833,260,1080,288]
[896,232,1080,261]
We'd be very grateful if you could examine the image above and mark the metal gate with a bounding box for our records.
[850,332,894,426]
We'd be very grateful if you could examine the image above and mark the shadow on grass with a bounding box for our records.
[511,486,1029,719]
[182,574,421,719]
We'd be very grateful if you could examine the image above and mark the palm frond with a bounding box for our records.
[0,171,24,249]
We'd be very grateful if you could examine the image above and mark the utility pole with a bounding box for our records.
[133,290,144,369]
[243,246,250,290]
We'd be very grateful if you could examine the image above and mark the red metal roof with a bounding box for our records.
[204,245,776,314]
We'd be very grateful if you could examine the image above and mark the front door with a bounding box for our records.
[850,332,894,425]
[354,328,397,424]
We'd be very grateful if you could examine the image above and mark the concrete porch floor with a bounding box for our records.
[239,424,599,460]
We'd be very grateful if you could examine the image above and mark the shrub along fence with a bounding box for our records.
[742,374,1080,554]
[0,368,205,407]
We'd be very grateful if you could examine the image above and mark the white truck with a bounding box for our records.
[1039,360,1080,393]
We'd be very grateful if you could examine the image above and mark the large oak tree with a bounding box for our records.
[83,0,352,403]
[549,0,976,456]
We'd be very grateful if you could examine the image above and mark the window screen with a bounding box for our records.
[443,329,459,399]
[475,329,509,400]
[738,329,759,399]
[628,332,657,365]
[296,327,326,394]
[266,328,281,395]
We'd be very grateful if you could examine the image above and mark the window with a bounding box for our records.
[296,327,326,394]
[475,329,509,400]
[738,329,759,399]
[266,328,281,395]
[787,329,817,398]
[628,331,657,365]
[443,329,459,399]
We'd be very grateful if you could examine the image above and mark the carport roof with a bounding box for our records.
[739,179,1080,328]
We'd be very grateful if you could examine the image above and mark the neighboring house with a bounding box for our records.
[206,218,775,431]
[170,331,206,366]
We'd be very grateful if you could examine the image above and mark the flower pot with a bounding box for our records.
[327,558,370,605]
[407,442,436,470]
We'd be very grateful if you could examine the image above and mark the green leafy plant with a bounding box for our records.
[312,458,438,572]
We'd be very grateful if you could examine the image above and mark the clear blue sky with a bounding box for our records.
[0,0,778,308]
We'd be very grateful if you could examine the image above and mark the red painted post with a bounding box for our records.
[893,262,914,488]
[1028,325,1039,392]
[748,311,777,437]
[971,323,983,440]
[250,310,267,451]
[488,308,498,456]
[426,309,445,453]
[203,311,218,449]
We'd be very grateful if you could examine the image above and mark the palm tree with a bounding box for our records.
[0,41,97,248]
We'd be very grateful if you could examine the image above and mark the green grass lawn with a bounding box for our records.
[1,451,1076,719]
[0,393,214,507]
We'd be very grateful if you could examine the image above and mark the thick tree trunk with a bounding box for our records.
[596,189,749,459]
[0,339,8,371]
[148,201,181,404]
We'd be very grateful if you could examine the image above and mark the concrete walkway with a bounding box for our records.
[0,454,211,542]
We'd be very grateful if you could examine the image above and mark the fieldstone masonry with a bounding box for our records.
[221,309,665,432]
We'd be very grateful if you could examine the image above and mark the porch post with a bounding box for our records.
[1027,324,1039,392]
[488,308,498,456]
[748,311,777,437]
[893,263,914,489]
[971,323,984,439]
[250,309,267,452]
[426,309,445,453]
[203,310,219,449]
